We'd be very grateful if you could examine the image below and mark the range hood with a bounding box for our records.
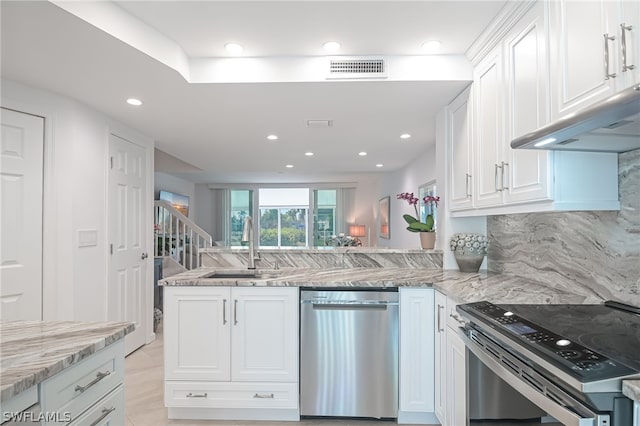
[511,84,640,153]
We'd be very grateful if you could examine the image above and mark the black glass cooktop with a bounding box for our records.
[458,301,640,382]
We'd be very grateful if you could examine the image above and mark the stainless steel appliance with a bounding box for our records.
[457,301,640,426]
[300,288,399,419]
[510,84,640,152]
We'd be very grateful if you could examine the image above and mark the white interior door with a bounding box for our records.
[0,108,44,320]
[108,133,148,354]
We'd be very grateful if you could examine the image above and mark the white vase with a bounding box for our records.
[419,232,436,249]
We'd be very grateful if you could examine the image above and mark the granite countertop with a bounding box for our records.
[160,266,640,403]
[160,267,605,305]
[0,321,134,402]
[623,380,640,404]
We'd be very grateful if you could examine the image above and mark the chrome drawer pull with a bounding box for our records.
[449,313,466,325]
[253,393,274,399]
[75,371,111,393]
[604,33,617,79]
[621,23,635,72]
[186,392,208,398]
[89,407,116,426]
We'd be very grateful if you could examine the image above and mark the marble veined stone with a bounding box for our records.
[488,149,640,307]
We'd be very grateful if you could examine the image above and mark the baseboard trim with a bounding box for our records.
[167,407,300,421]
[398,410,440,424]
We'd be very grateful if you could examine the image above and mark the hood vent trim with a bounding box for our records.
[511,85,640,153]
[327,57,387,80]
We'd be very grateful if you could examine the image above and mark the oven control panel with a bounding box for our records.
[459,301,636,381]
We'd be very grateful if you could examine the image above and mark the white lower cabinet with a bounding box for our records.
[398,288,438,424]
[434,291,447,424]
[434,292,468,426]
[163,286,299,421]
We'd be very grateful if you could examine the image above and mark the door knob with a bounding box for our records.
[141,252,149,260]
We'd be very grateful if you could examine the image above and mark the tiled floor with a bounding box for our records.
[124,323,557,426]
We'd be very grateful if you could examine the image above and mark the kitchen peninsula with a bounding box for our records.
[159,247,621,423]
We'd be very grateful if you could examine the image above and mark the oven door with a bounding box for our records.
[460,326,608,426]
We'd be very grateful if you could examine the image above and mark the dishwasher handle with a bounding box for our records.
[302,299,398,309]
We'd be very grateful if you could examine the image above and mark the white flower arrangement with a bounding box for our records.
[449,233,488,255]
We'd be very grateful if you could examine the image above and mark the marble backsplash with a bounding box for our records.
[488,149,640,307]
[201,248,443,270]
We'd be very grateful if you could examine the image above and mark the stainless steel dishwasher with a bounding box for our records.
[300,288,399,419]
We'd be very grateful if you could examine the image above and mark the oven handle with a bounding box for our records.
[459,328,601,426]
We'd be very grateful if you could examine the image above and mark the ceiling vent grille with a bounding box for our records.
[327,57,387,79]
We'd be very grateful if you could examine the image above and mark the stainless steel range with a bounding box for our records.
[457,301,640,426]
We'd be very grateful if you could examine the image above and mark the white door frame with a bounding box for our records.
[106,123,155,346]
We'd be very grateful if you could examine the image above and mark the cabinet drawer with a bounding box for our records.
[165,381,298,409]
[68,385,124,426]
[40,340,124,424]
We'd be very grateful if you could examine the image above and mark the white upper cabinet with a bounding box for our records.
[550,0,640,119]
[473,46,505,209]
[448,87,474,211]
[448,1,620,216]
[503,1,551,204]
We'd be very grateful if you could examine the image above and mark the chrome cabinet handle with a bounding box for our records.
[604,33,617,79]
[253,393,274,399]
[501,161,509,190]
[223,299,227,325]
[89,407,116,426]
[75,371,111,393]
[449,312,466,325]
[621,23,635,72]
[465,173,472,197]
[186,392,208,398]
[141,252,148,260]
[494,163,503,191]
[437,304,444,332]
[234,299,238,325]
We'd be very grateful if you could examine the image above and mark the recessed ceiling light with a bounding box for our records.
[305,152,314,156]
[400,133,411,139]
[126,98,142,106]
[376,164,384,168]
[323,41,341,52]
[267,134,279,140]
[285,164,294,168]
[225,43,244,55]
[358,152,367,156]
[421,40,441,53]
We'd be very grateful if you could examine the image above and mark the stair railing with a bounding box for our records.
[154,200,213,270]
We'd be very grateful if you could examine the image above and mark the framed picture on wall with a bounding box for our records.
[379,196,390,239]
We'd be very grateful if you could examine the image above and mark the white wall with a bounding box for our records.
[375,146,438,249]
[2,79,155,325]
[154,172,196,218]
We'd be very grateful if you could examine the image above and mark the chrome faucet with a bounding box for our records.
[241,216,258,269]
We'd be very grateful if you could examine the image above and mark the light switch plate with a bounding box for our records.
[78,229,98,247]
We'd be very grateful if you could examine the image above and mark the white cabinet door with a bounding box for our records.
[504,1,552,204]
[446,325,467,426]
[0,108,44,320]
[164,287,231,381]
[550,0,619,118]
[231,287,298,383]
[619,0,640,89]
[434,291,447,424]
[474,47,505,208]
[448,87,474,211]
[399,288,435,414]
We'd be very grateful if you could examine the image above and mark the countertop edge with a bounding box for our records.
[623,379,640,403]
[0,321,135,402]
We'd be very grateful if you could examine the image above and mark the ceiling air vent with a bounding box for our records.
[327,57,387,80]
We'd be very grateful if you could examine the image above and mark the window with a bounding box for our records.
[313,189,337,246]
[258,188,309,248]
[418,181,437,230]
[230,190,252,247]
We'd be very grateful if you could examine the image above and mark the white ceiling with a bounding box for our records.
[0,1,507,184]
